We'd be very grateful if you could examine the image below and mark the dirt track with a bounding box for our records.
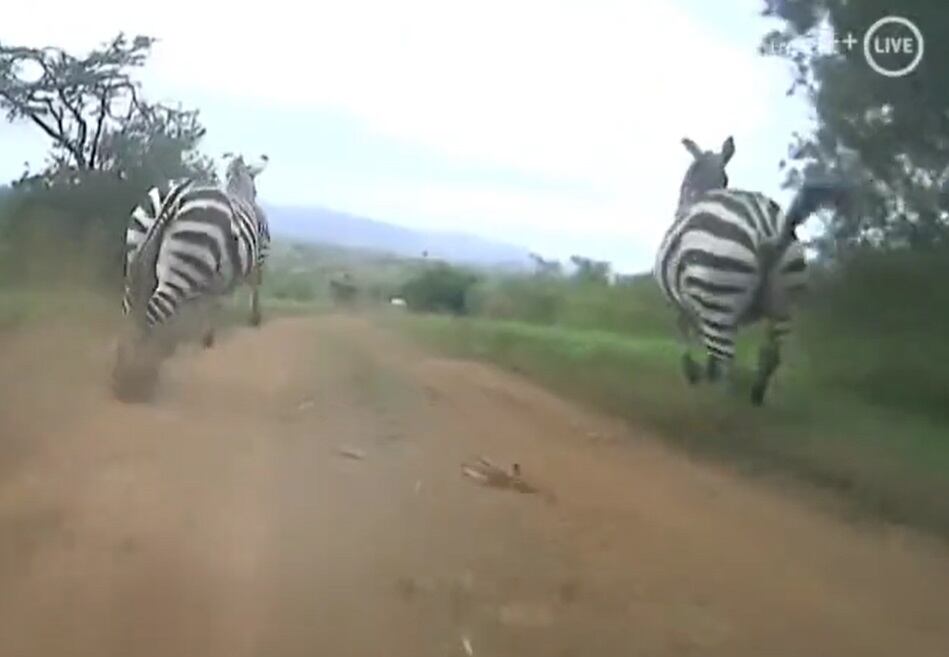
[1,314,948,656]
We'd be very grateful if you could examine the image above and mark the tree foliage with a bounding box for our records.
[528,252,563,277]
[0,33,216,286]
[760,0,949,253]
[400,263,479,315]
[0,33,213,183]
[569,255,611,285]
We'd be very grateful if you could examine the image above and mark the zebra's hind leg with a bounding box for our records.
[250,288,261,327]
[249,268,263,327]
[699,319,737,392]
[682,354,701,384]
[751,319,785,406]
[706,354,723,382]
[677,312,701,384]
[200,297,219,348]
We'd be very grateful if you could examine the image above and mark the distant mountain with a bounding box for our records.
[264,204,532,270]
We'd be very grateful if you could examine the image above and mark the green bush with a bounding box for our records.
[798,248,949,418]
[400,263,479,315]
[264,272,319,303]
[467,276,560,323]
[462,273,673,338]
[557,278,671,336]
[0,171,183,289]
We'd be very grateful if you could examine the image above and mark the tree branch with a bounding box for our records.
[1,33,209,182]
[24,111,65,144]
[89,87,110,169]
[53,85,89,168]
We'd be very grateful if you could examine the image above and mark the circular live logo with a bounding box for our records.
[863,16,924,78]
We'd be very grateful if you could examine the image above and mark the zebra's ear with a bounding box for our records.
[248,154,269,178]
[720,136,735,164]
[682,138,703,159]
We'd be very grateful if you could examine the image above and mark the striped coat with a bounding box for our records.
[114,155,270,399]
[654,136,843,405]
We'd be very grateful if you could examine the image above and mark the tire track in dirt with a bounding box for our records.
[1,314,948,656]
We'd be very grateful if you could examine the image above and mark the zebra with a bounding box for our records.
[654,136,846,405]
[113,153,271,400]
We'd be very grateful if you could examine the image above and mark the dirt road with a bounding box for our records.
[1,314,948,656]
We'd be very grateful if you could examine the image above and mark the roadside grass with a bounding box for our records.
[0,285,328,339]
[0,286,119,332]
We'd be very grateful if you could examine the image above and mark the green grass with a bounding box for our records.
[0,286,120,332]
[393,313,949,538]
[0,281,328,341]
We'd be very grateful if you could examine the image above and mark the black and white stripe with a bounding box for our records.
[121,154,270,347]
[654,136,843,405]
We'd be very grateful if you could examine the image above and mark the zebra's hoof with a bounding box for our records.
[202,332,215,348]
[249,314,262,328]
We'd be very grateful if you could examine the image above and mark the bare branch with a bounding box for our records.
[1,33,211,182]
[24,111,65,144]
[89,87,110,169]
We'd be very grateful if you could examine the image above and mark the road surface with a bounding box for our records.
[1,314,948,656]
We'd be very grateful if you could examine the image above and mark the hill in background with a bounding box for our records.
[265,204,532,271]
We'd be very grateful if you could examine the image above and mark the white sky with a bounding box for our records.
[0,0,813,272]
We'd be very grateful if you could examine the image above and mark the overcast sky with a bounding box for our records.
[1,0,813,272]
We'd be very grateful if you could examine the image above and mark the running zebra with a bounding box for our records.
[654,136,845,405]
[113,154,271,400]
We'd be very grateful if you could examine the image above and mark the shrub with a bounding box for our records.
[797,247,949,418]
[400,263,479,315]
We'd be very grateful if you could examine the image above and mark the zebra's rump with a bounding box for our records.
[655,188,807,325]
[122,181,269,323]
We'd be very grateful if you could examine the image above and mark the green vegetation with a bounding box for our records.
[762,0,949,253]
[466,272,671,335]
[0,33,214,292]
[399,262,479,314]
[796,250,949,419]
[0,285,119,332]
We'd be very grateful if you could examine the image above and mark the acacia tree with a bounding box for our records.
[0,33,213,182]
[0,34,217,284]
[760,0,949,254]
[529,252,563,277]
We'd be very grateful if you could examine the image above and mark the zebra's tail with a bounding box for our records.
[783,180,851,240]
[757,180,850,275]
[123,179,194,326]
